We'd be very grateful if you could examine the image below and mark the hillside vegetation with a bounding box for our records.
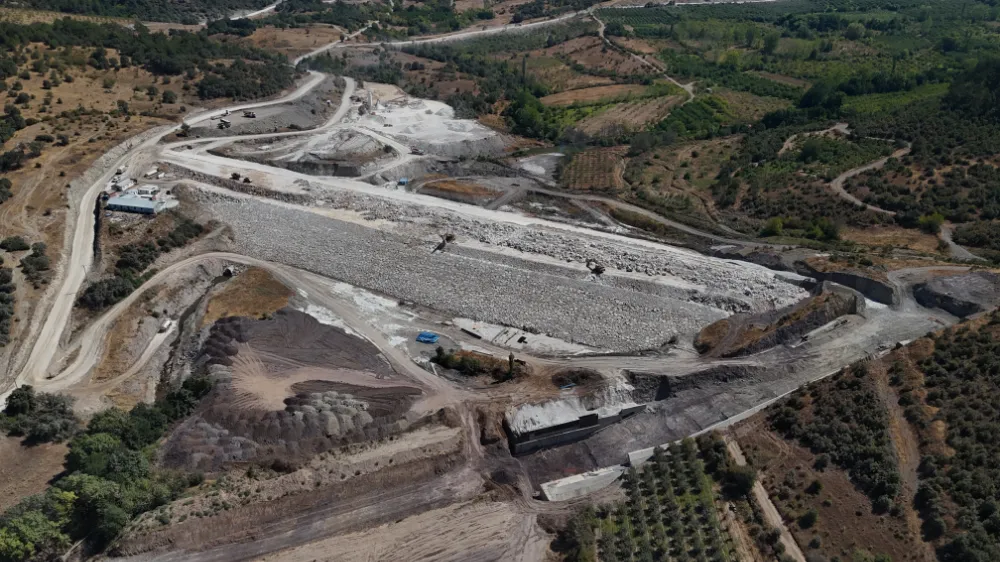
[755,310,1000,561]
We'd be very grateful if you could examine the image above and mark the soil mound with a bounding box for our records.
[914,271,1000,317]
[695,284,862,357]
[162,309,420,472]
[627,365,763,402]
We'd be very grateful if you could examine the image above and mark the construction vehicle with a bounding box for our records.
[115,166,126,175]
[410,148,424,155]
[243,111,257,118]
[586,259,606,276]
[217,121,231,130]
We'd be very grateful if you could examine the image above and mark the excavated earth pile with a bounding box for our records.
[212,131,396,177]
[695,283,863,357]
[161,310,420,472]
[913,271,1000,318]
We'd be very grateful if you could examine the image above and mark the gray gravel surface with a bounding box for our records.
[305,188,807,311]
[202,192,806,351]
[188,76,343,138]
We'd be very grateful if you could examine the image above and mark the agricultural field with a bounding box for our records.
[540,35,653,78]
[560,147,627,193]
[711,89,791,122]
[571,439,744,562]
[526,56,615,93]
[574,95,685,135]
[540,84,649,107]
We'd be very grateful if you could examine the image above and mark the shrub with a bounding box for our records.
[798,509,818,529]
[0,236,29,251]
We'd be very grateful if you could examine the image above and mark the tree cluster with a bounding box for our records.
[0,375,213,560]
[12,0,272,24]
[1,386,78,444]
[770,363,902,508]
[79,215,205,310]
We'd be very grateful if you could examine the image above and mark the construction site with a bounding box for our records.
[1,51,997,562]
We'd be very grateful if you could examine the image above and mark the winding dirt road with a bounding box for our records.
[827,144,908,216]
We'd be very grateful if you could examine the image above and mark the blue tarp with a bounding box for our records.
[416,331,439,344]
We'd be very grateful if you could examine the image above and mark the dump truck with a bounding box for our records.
[243,111,257,118]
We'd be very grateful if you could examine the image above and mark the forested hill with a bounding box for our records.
[0,19,295,101]
[1,0,273,23]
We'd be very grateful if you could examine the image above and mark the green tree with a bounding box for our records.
[760,217,784,237]
[721,466,756,499]
[844,22,865,41]
[66,432,123,475]
[763,32,780,54]
[161,90,177,104]
[4,385,35,416]
[918,212,944,234]
[799,509,818,529]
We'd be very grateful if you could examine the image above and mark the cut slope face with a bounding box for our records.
[161,310,420,472]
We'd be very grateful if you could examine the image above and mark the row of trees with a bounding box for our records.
[560,436,749,562]
[904,320,1000,560]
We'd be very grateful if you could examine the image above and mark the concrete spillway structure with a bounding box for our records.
[504,400,646,455]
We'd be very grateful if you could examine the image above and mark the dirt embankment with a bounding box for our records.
[695,283,863,357]
[795,260,896,305]
[913,271,1000,318]
[627,365,765,403]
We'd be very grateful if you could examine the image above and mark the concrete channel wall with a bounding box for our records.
[506,404,647,455]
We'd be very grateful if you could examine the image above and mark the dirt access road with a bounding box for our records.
[0,73,352,403]
[828,143,909,216]
[725,435,806,562]
[592,13,695,105]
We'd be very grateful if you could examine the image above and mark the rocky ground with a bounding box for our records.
[187,76,345,138]
[197,189,807,351]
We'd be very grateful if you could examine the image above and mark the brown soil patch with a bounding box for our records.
[256,499,545,562]
[241,25,346,60]
[418,179,501,205]
[539,84,647,106]
[842,226,942,255]
[574,95,683,135]
[0,7,129,25]
[736,419,925,562]
[694,318,729,353]
[118,443,467,558]
[230,346,411,412]
[697,290,856,357]
[559,147,626,192]
[0,436,68,512]
[523,56,614,92]
[202,267,293,328]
